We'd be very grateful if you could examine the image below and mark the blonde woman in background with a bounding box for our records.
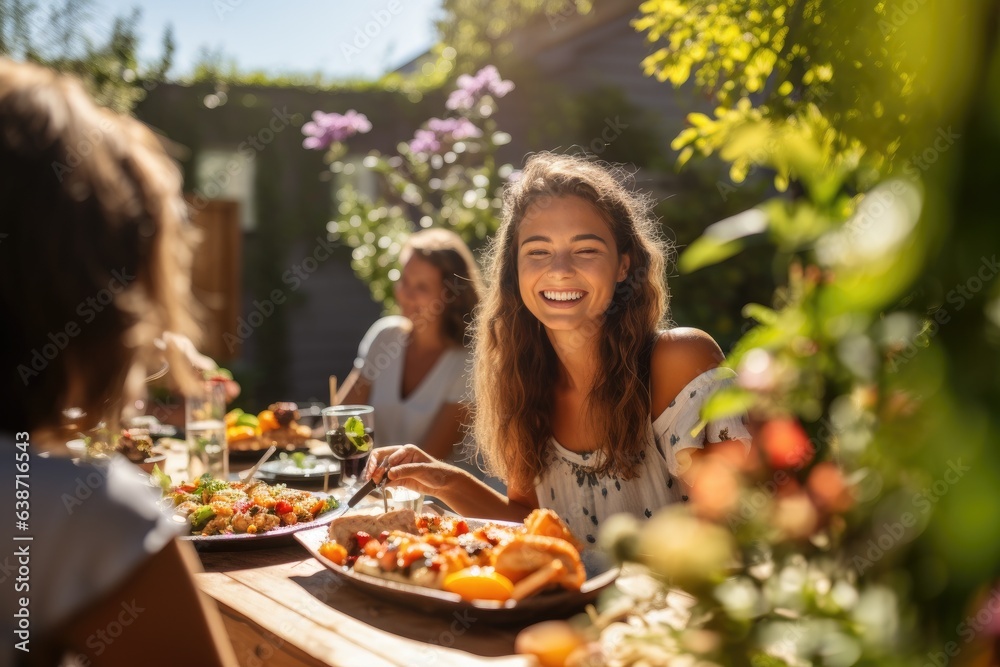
[339,228,483,464]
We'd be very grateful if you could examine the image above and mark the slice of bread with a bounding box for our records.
[328,508,418,546]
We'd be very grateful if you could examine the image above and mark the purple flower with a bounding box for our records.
[446,65,515,111]
[301,109,372,150]
[408,129,441,155]
[427,117,482,140]
[408,117,482,155]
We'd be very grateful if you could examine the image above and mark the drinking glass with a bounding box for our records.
[186,381,228,480]
[322,405,374,494]
[385,487,424,512]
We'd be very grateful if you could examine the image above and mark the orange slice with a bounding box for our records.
[442,566,514,602]
[318,541,348,566]
[515,620,586,667]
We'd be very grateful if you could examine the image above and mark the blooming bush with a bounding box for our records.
[598,0,1000,660]
[301,109,372,153]
[505,134,945,665]
[563,119,997,667]
[504,3,1000,664]
[445,65,515,110]
[408,117,483,154]
[302,65,517,306]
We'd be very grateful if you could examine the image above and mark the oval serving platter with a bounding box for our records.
[294,516,619,623]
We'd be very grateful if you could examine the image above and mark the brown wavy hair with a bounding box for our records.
[0,59,200,434]
[402,227,483,346]
[472,152,671,494]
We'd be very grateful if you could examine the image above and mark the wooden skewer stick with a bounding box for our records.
[510,560,566,601]
[324,375,338,493]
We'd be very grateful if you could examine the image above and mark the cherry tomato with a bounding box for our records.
[362,539,381,558]
[233,499,252,514]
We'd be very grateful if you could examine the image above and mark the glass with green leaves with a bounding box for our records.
[322,405,375,494]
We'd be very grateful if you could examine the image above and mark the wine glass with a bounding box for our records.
[322,405,374,494]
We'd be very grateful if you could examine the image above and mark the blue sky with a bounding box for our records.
[91,0,443,79]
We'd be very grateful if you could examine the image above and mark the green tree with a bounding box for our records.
[634,0,958,190]
[435,0,592,72]
[0,0,173,114]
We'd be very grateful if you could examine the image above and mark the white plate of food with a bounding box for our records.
[294,507,619,622]
[164,476,346,551]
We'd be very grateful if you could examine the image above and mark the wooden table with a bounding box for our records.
[177,444,533,667]
[197,543,532,667]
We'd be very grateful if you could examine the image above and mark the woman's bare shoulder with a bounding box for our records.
[650,328,725,416]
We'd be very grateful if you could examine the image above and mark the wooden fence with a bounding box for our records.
[187,198,242,363]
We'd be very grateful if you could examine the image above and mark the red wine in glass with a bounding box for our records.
[322,404,375,493]
[326,426,374,481]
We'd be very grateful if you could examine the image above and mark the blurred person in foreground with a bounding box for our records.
[0,59,237,666]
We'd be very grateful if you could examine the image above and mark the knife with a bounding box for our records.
[346,459,391,508]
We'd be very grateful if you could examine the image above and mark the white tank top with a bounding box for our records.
[354,316,471,448]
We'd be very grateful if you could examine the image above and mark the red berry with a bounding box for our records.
[760,419,814,469]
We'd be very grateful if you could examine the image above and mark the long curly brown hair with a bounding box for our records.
[472,152,671,494]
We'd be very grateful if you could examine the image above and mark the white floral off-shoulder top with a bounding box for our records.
[534,367,752,545]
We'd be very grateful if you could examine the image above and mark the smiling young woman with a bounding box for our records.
[365,152,752,541]
[517,195,630,333]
